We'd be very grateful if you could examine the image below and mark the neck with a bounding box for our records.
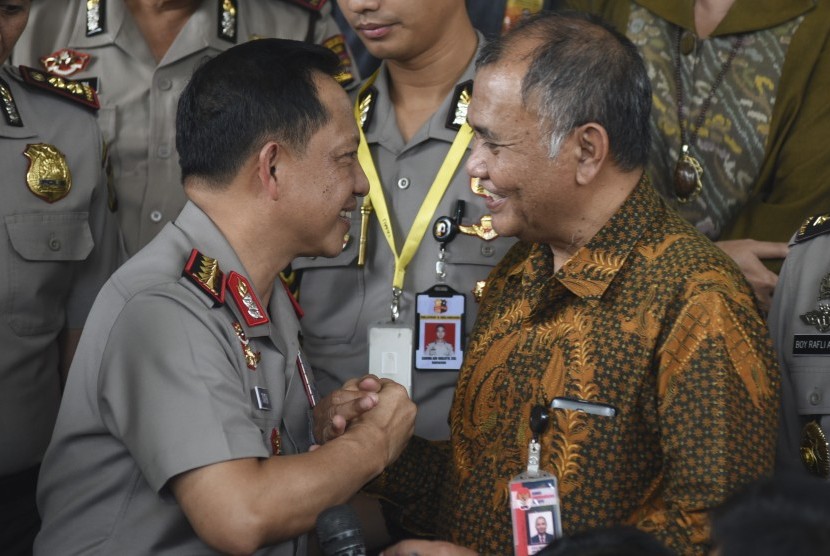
[186,183,288,309]
[125,0,200,62]
[694,0,737,38]
[386,19,477,142]
[548,169,642,272]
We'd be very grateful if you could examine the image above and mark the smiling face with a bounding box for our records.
[282,73,368,258]
[335,0,464,62]
[465,62,579,245]
[0,0,30,65]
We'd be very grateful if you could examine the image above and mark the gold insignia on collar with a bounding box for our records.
[86,0,105,36]
[41,49,91,77]
[228,271,269,326]
[0,78,22,127]
[459,215,499,241]
[796,213,830,244]
[24,144,72,203]
[219,0,238,43]
[233,321,261,370]
[801,421,830,478]
[470,177,486,196]
[323,34,355,88]
[446,80,473,131]
[358,87,376,131]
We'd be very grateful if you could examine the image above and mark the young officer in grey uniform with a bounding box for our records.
[294,0,516,441]
[0,1,123,551]
[769,214,830,480]
[34,39,414,555]
[13,0,358,256]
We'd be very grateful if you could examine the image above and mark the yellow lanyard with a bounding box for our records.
[354,70,473,320]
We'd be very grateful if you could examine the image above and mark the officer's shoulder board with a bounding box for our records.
[183,249,227,307]
[17,66,100,110]
[794,213,830,245]
[279,0,327,11]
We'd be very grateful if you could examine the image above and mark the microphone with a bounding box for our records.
[316,504,367,556]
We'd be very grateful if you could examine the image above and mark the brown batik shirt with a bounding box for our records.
[372,176,779,555]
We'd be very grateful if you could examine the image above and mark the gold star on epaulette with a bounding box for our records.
[795,213,830,244]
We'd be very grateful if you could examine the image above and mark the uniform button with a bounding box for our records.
[810,389,822,406]
[158,78,172,90]
[48,237,62,251]
[150,210,163,223]
[157,145,171,158]
[481,244,495,257]
[397,177,410,190]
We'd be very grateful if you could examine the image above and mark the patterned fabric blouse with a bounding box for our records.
[372,177,779,555]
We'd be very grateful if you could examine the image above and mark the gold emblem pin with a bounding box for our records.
[459,215,498,241]
[801,421,830,478]
[24,143,72,203]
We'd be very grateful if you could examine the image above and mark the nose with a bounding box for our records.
[465,138,487,180]
[339,0,380,14]
[354,164,370,198]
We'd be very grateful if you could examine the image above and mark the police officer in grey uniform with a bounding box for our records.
[770,214,830,480]
[0,1,122,552]
[14,0,358,256]
[294,0,516,441]
[34,39,414,555]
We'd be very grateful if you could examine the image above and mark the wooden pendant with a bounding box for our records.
[673,146,703,202]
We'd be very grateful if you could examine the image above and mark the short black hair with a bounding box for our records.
[537,525,675,556]
[176,38,341,188]
[477,11,651,170]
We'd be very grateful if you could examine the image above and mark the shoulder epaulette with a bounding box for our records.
[323,34,355,88]
[357,85,377,132]
[795,213,830,244]
[183,249,227,307]
[446,79,473,131]
[18,66,100,110]
[280,0,327,12]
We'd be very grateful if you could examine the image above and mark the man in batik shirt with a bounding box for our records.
[371,12,779,556]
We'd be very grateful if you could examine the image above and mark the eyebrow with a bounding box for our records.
[470,123,497,142]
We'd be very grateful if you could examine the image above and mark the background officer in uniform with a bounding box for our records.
[0,0,122,552]
[294,0,516,442]
[13,0,359,256]
[34,39,414,555]
[769,214,830,479]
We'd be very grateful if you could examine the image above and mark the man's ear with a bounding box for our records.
[574,123,609,186]
[257,141,284,201]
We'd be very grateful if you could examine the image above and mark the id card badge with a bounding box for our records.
[369,322,413,396]
[414,285,465,371]
[509,473,562,555]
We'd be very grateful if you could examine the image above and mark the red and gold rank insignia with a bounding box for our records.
[182,249,226,307]
[19,66,100,110]
[228,271,269,327]
[40,49,91,77]
[323,34,355,88]
[271,428,282,455]
[24,143,72,203]
[232,321,260,370]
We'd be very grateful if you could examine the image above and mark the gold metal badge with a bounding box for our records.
[472,280,487,303]
[24,144,72,203]
[470,177,486,197]
[459,215,498,241]
[801,421,830,478]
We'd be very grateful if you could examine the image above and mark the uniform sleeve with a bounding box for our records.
[637,290,780,554]
[65,121,124,329]
[98,291,268,492]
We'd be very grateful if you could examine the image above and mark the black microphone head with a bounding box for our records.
[316,504,367,556]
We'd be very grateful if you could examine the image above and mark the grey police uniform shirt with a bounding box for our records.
[293,38,516,440]
[35,202,314,555]
[14,0,357,256]
[0,64,121,477]
[769,223,830,476]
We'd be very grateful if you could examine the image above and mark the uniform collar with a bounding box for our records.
[64,0,235,66]
[363,31,482,150]
[636,0,815,35]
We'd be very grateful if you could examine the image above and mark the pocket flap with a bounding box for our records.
[6,212,94,261]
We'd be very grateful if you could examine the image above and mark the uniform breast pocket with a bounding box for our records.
[4,212,94,335]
